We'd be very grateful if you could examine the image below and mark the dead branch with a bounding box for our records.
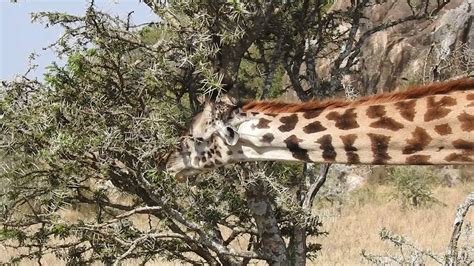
[303,164,331,210]
[446,192,474,266]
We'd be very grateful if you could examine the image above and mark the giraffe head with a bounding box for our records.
[166,97,243,177]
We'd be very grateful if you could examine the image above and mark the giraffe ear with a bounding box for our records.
[218,126,239,146]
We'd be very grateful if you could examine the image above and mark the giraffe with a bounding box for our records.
[166,79,474,178]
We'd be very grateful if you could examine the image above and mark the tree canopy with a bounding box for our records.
[0,0,454,264]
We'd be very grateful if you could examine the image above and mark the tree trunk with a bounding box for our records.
[288,225,307,265]
[245,180,289,265]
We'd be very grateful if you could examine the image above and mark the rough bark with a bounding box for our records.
[288,164,330,265]
[245,181,289,265]
[288,225,307,265]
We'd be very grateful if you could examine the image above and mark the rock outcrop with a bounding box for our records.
[342,0,473,94]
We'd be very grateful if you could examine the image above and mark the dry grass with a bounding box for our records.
[314,183,474,265]
[2,183,473,265]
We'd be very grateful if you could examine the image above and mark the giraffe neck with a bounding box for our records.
[230,90,474,165]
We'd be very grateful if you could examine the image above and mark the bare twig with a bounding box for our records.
[303,164,331,210]
[446,192,474,266]
[86,206,162,228]
[113,233,185,266]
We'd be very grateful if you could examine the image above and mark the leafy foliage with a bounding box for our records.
[0,0,453,264]
[388,167,442,208]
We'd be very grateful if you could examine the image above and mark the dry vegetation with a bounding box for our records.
[316,182,474,264]
[2,170,473,265]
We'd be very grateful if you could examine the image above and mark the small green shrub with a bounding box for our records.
[388,167,442,208]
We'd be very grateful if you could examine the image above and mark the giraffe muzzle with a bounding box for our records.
[165,151,202,178]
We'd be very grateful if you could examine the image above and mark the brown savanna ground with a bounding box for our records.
[2,181,473,265]
[315,183,474,265]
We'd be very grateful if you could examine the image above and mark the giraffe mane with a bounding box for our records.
[242,78,474,113]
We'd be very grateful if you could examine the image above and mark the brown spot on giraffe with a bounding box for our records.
[261,133,275,143]
[326,108,359,130]
[255,118,271,129]
[340,134,360,164]
[424,96,457,122]
[284,135,311,162]
[302,109,323,119]
[445,153,473,162]
[452,139,474,150]
[434,123,452,136]
[278,114,299,132]
[367,133,391,164]
[265,113,278,117]
[402,127,433,154]
[366,105,385,118]
[467,93,474,107]
[303,121,326,134]
[367,105,404,131]
[458,112,474,132]
[446,139,473,162]
[395,99,416,122]
[316,135,336,161]
[406,155,431,164]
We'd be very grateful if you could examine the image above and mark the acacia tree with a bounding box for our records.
[0,0,450,264]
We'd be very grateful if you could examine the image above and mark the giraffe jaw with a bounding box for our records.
[166,153,212,178]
